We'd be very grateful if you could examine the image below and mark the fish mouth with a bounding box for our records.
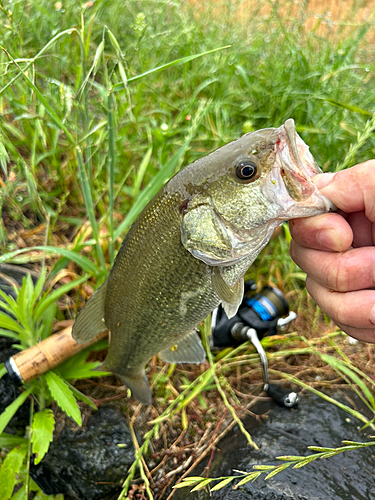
[275,118,335,212]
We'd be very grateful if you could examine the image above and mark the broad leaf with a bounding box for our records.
[44,371,81,425]
[0,443,28,500]
[31,409,55,464]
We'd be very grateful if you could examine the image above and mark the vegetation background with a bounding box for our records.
[0,0,375,499]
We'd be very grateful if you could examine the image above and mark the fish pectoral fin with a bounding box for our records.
[72,281,108,343]
[159,330,206,364]
[120,371,152,405]
[211,267,244,319]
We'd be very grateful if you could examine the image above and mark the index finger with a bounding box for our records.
[289,213,353,251]
[313,160,375,221]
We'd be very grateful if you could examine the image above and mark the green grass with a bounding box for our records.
[0,0,375,498]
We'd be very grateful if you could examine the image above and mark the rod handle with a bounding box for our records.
[5,327,108,384]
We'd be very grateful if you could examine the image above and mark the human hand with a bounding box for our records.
[289,160,375,343]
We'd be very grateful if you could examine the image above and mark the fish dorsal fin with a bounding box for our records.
[159,330,206,364]
[211,267,244,319]
[72,281,108,343]
[120,371,152,405]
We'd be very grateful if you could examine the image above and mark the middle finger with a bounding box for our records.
[289,242,375,292]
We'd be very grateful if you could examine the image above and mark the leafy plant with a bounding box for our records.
[173,439,375,492]
[0,270,106,498]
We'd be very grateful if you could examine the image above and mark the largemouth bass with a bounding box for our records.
[72,119,333,404]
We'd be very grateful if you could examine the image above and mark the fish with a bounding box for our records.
[72,118,333,405]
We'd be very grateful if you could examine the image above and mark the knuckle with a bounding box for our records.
[333,300,348,326]
[326,252,352,292]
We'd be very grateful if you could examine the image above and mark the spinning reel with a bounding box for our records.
[211,280,299,408]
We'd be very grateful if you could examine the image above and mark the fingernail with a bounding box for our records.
[370,305,375,325]
[313,172,336,190]
[317,228,342,251]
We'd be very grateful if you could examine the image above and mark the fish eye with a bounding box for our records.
[236,159,258,180]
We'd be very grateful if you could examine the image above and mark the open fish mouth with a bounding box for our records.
[276,118,335,212]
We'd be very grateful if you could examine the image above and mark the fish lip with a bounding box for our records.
[277,119,321,202]
[270,119,336,215]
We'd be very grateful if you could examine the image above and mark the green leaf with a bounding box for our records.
[113,140,191,240]
[0,443,28,500]
[0,312,25,335]
[11,485,27,500]
[44,371,82,425]
[58,361,107,380]
[276,455,305,461]
[320,354,375,410]
[235,471,263,486]
[76,148,106,269]
[0,387,33,435]
[0,432,27,449]
[111,45,231,92]
[56,346,109,381]
[316,97,372,116]
[265,463,292,479]
[0,364,6,380]
[190,478,212,491]
[293,457,317,469]
[78,40,105,96]
[0,246,101,276]
[34,275,89,320]
[210,477,234,491]
[173,477,206,489]
[31,409,55,464]
[66,382,98,410]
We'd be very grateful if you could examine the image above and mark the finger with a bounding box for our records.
[334,322,375,344]
[346,211,375,247]
[289,213,353,251]
[305,276,375,329]
[312,160,375,221]
[290,243,375,292]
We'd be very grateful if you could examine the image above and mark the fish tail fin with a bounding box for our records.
[120,371,152,405]
[72,282,108,343]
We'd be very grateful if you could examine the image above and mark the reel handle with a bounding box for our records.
[265,383,299,408]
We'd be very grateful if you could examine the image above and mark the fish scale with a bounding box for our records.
[104,189,220,375]
[72,119,334,404]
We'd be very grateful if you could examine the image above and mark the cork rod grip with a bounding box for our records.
[10,327,108,383]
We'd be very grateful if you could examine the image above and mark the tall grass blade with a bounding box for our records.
[0,246,101,276]
[111,46,231,92]
[76,147,106,268]
[107,92,115,264]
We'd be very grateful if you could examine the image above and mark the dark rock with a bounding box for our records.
[172,394,375,500]
[30,406,135,500]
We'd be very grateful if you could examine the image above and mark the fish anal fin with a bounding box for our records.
[72,282,108,343]
[211,268,244,319]
[120,371,151,405]
[159,330,206,364]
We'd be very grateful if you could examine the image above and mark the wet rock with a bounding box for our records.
[172,393,375,500]
[30,406,135,500]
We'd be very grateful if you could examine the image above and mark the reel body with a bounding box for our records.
[211,281,298,408]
